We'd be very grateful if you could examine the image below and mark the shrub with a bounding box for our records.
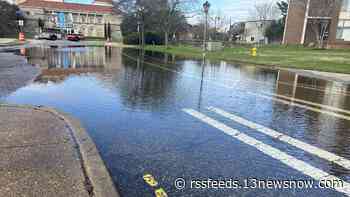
[123,32,164,45]
[123,32,139,45]
[145,32,164,45]
[0,1,20,37]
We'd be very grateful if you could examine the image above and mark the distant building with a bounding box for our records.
[15,0,122,41]
[231,20,273,44]
[283,0,350,48]
[176,24,195,41]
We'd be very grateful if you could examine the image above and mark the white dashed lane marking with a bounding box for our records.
[208,107,350,170]
[183,108,350,196]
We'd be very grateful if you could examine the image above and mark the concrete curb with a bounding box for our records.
[0,104,120,197]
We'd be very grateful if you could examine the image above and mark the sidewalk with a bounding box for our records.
[0,105,119,197]
[0,38,16,44]
[0,38,27,47]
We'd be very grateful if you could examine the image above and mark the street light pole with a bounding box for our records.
[137,21,141,48]
[137,6,145,49]
[203,1,210,52]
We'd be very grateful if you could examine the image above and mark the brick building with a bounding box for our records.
[283,0,350,48]
[15,0,122,41]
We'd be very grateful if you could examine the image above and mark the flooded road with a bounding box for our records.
[1,46,350,196]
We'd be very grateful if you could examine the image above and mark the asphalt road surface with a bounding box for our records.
[1,46,350,197]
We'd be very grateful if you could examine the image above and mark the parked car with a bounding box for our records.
[35,28,62,41]
[66,34,81,41]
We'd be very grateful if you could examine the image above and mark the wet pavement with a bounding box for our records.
[0,52,39,98]
[1,46,350,196]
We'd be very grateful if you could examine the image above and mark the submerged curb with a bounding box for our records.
[0,104,120,197]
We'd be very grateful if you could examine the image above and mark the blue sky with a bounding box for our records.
[63,0,281,25]
[191,0,280,25]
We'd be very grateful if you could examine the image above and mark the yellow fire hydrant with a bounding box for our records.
[251,47,257,57]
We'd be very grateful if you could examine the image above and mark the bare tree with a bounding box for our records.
[208,10,232,41]
[113,0,137,14]
[229,22,245,41]
[119,0,199,46]
[0,1,20,37]
[158,0,181,47]
[250,1,280,21]
[154,0,199,48]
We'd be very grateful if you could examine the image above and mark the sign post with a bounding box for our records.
[18,20,25,41]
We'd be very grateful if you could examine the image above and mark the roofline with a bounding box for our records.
[19,7,114,14]
[232,19,275,25]
[18,2,115,14]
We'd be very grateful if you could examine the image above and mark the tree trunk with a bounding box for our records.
[165,31,169,49]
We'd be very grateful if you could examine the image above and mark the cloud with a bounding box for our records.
[189,0,281,24]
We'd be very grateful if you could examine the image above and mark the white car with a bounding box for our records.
[35,29,63,41]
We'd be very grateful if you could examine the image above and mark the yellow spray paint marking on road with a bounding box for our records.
[143,174,169,197]
[143,174,159,187]
[155,188,168,197]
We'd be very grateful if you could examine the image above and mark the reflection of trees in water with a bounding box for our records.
[118,50,178,111]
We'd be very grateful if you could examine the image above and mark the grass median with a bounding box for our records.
[144,45,350,74]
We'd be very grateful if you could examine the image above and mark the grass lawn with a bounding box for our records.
[145,45,350,74]
[0,38,28,47]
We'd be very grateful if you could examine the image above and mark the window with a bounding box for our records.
[72,14,79,23]
[81,14,87,23]
[337,1,350,41]
[89,15,95,24]
[337,20,350,41]
[65,13,73,24]
[97,15,103,24]
[251,37,255,42]
[342,0,350,11]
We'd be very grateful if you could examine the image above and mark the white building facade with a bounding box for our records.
[16,0,123,41]
[237,20,273,44]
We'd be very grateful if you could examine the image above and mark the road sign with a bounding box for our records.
[19,32,25,41]
[18,20,24,27]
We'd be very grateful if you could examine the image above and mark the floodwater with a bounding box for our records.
[1,46,350,196]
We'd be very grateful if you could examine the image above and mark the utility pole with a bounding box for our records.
[137,5,145,49]
[137,21,141,47]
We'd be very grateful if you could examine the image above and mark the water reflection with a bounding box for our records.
[275,70,350,174]
[118,50,179,111]
[22,46,122,83]
[3,46,350,196]
[276,70,350,110]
